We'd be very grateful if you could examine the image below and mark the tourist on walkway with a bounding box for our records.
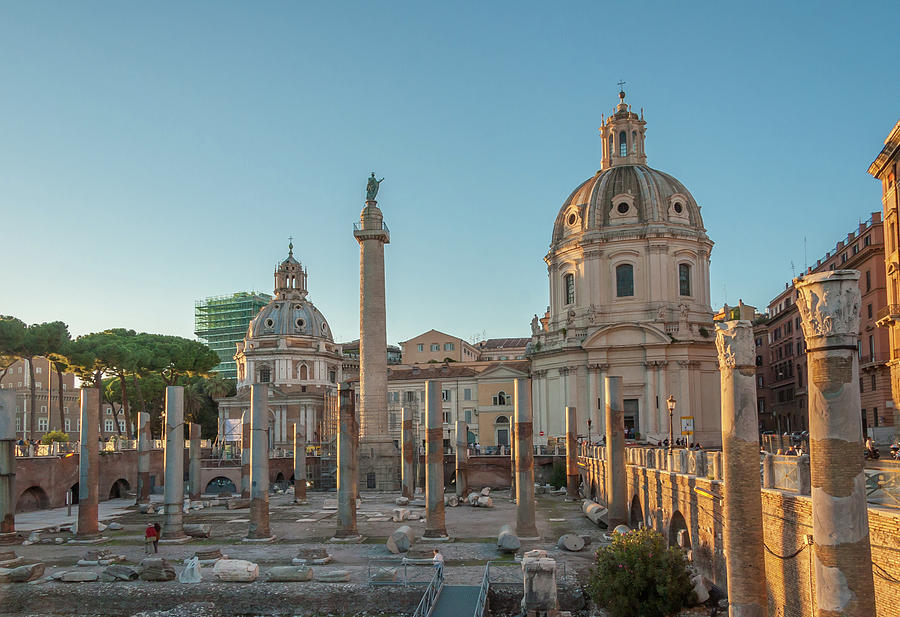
[145,523,159,554]
[432,549,444,577]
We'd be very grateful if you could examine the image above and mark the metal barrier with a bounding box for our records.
[473,562,490,617]
[865,463,900,508]
[411,567,444,617]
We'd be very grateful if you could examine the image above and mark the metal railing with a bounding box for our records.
[473,562,490,617]
[411,567,444,617]
[865,462,900,508]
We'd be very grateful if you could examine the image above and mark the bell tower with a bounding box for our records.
[600,90,647,170]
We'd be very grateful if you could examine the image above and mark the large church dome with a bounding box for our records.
[245,243,334,341]
[551,164,704,245]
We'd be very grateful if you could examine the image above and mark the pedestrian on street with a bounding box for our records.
[144,522,158,554]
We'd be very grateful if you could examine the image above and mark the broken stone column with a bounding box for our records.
[136,412,151,504]
[795,271,877,616]
[604,377,627,528]
[293,422,307,504]
[247,384,272,541]
[424,380,447,538]
[334,383,359,540]
[514,377,538,538]
[455,420,468,498]
[401,407,414,499]
[522,549,558,616]
[162,386,187,542]
[0,390,18,542]
[715,320,767,617]
[189,423,201,502]
[565,406,578,500]
[241,410,250,498]
[76,388,100,539]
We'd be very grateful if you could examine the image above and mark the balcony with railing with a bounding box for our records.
[876,304,900,326]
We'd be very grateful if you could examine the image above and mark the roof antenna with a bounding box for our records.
[790,260,796,278]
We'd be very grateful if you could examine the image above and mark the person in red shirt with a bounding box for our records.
[145,522,159,554]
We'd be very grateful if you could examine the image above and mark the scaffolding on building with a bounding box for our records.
[194,291,272,380]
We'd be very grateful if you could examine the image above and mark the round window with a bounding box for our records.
[567,213,577,226]
[296,318,305,328]
[674,202,683,214]
[264,318,274,328]
[294,304,302,310]
[617,203,629,214]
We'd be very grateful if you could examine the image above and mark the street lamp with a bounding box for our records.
[587,418,592,446]
[666,395,677,450]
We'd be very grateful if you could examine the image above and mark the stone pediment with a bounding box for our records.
[581,322,670,349]
[477,363,530,380]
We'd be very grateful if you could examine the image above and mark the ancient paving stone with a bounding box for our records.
[316,569,351,582]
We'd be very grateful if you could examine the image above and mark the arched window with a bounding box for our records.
[608,135,614,159]
[493,391,508,406]
[679,264,692,296]
[564,273,575,305]
[619,131,627,156]
[631,130,637,154]
[299,364,308,380]
[259,366,271,383]
[616,264,634,297]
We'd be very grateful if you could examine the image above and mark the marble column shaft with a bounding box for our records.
[424,380,447,538]
[514,378,538,537]
[335,384,359,538]
[716,321,767,617]
[455,420,468,498]
[188,423,201,502]
[565,406,578,500]
[247,384,271,539]
[163,386,186,540]
[0,390,17,537]
[604,377,627,527]
[293,422,307,503]
[136,412,151,503]
[401,407,415,499]
[796,271,876,617]
[240,411,250,498]
[76,388,100,538]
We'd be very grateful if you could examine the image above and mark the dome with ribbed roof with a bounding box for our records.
[551,164,704,245]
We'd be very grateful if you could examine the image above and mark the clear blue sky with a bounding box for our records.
[2,2,898,345]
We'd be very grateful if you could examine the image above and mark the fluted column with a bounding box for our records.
[76,388,101,539]
[136,411,151,504]
[656,362,667,441]
[163,386,187,541]
[514,378,538,537]
[565,405,578,500]
[796,271,876,617]
[334,384,359,539]
[0,390,18,542]
[605,377,627,527]
[189,423,201,501]
[455,420,468,498]
[293,421,307,504]
[247,384,272,540]
[424,380,447,538]
[401,407,414,498]
[716,320,767,617]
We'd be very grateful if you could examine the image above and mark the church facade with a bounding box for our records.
[528,92,721,446]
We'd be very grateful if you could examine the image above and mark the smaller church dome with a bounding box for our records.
[246,242,334,341]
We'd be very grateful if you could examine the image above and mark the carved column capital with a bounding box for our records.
[587,363,608,372]
[795,271,861,349]
[715,320,756,370]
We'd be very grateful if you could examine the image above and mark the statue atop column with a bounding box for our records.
[366,173,384,201]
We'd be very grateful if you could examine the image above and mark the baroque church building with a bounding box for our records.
[217,243,343,450]
[528,92,721,446]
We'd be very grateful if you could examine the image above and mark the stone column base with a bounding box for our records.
[0,532,23,545]
[328,534,364,543]
[242,535,276,543]
[158,536,192,545]
[69,536,109,545]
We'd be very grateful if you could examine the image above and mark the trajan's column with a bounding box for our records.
[354,173,400,490]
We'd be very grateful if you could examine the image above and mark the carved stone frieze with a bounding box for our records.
[794,271,861,347]
[714,320,755,370]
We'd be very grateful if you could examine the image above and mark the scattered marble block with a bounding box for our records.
[557,534,585,552]
[581,500,608,527]
[213,559,259,582]
[0,563,45,583]
[481,487,491,496]
[497,525,521,554]
[0,555,25,569]
[60,570,99,583]
[267,566,313,582]
[101,564,139,582]
[184,524,212,538]
[292,547,332,566]
[446,495,459,507]
[467,493,480,506]
[392,508,410,522]
[395,496,410,506]
[139,558,176,581]
[386,526,415,554]
[107,522,124,531]
[226,499,250,510]
[316,569,350,583]
[477,496,493,508]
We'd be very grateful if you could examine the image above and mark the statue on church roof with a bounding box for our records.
[366,172,384,201]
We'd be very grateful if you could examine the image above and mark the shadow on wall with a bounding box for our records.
[108,478,131,499]
[16,486,50,512]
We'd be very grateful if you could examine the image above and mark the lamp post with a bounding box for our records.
[666,395,676,450]
[587,418,592,446]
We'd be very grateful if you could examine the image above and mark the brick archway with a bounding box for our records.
[16,486,50,512]
[629,494,643,529]
[668,510,689,549]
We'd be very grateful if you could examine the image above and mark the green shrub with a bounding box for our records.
[548,460,566,489]
[41,430,70,444]
[586,528,694,617]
